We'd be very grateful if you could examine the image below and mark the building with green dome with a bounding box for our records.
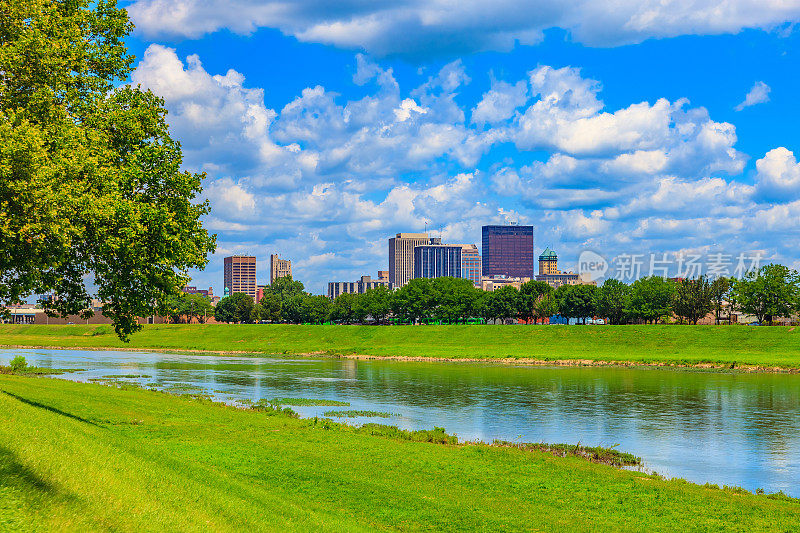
[535,247,594,288]
[538,247,558,275]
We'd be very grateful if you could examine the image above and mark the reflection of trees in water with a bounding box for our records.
[254,361,800,453]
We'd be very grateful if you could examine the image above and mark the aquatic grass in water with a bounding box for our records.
[0,356,69,375]
[323,410,395,418]
[269,397,350,406]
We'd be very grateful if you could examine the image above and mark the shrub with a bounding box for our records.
[9,356,27,373]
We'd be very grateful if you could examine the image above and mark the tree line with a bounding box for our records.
[203,264,800,325]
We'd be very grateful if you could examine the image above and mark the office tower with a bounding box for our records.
[458,244,482,286]
[388,233,440,287]
[223,255,257,299]
[270,254,292,284]
[413,244,462,279]
[481,224,534,278]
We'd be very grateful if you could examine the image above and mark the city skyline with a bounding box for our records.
[129,8,800,296]
[219,225,538,296]
[213,223,773,297]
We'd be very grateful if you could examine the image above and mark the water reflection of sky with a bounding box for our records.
[2,348,798,496]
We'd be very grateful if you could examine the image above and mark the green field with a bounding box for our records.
[1,375,798,531]
[2,323,800,369]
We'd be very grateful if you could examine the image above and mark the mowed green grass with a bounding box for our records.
[2,323,800,368]
[1,376,798,531]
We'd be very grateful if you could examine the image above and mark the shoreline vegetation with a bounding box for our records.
[0,375,797,530]
[2,323,800,372]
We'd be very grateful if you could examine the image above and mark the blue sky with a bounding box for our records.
[120,0,800,294]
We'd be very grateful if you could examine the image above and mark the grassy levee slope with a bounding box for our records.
[2,323,800,368]
[1,376,798,531]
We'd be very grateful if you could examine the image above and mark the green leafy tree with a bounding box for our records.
[672,277,714,325]
[9,355,27,373]
[214,293,253,323]
[627,277,675,324]
[250,303,263,323]
[391,278,434,323]
[352,293,371,324]
[264,276,305,300]
[533,292,559,324]
[258,293,281,322]
[281,294,307,324]
[489,286,520,323]
[330,293,357,324]
[430,277,478,323]
[281,294,331,324]
[158,294,185,324]
[559,284,599,324]
[519,281,552,323]
[184,293,213,323]
[304,295,332,324]
[264,276,307,321]
[733,264,800,324]
[213,296,235,323]
[475,291,497,322]
[596,279,630,325]
[0,0,215,339]
[234,294,255,324]
[362,286,393,324]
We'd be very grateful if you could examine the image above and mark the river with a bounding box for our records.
[2,348,798,496]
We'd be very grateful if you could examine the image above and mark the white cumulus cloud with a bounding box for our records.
[735,81,771,111]
[126,0,800,57]
[755,147,800,201]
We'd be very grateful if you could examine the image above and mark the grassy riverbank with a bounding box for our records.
[2,323,800,369]
[1,375,798,531]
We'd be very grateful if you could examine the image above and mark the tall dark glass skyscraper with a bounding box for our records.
[413,245,462,279]
[481,225,534,278]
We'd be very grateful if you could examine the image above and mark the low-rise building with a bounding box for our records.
[327,272,393,299]
[183,286,220,305]
[480,275,531,291]
[1,303,170,325]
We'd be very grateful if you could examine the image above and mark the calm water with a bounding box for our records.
[2,348,798,496]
